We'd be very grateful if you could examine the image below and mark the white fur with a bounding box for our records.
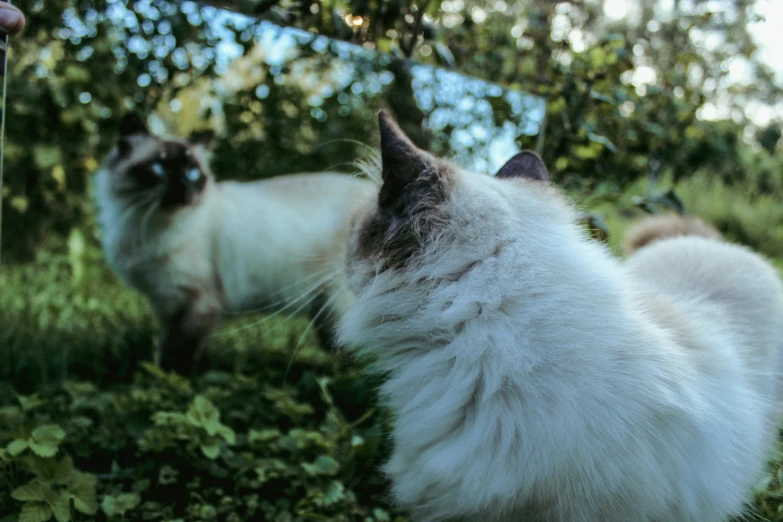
[338,167,783,521]
[94,150,376,330]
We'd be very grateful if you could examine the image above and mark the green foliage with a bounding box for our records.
[7,0,783,262]
[674,173,783,260]
[10,455,98,522]
[212,0,783,195]
[0,247,400,521]
[7,424,67,458]
[144,393,237,459]
[3,0,231,259]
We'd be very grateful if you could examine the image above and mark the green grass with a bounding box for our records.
[0,246,400,522]
[1,175,783,521]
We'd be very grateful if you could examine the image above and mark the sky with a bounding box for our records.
[603,0,783,125]
[171,5,546,173]
[752,0,783,81]
[603,0,782,72]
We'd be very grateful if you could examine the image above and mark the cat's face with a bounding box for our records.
[106,113,215,211]
[344,111,558,294]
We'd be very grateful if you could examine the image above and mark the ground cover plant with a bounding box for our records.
[0,244,401,521]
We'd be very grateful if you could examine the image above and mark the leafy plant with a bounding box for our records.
[144,395,236,459]
[7,425,67,459]
[11,455,97,522]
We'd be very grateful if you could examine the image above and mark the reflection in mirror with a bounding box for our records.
[1,0,546,262]
[118,3,545,177]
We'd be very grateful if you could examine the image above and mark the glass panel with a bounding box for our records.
[121,3,546,176]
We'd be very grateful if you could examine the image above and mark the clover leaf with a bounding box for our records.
[101,492,141,517]
[18,502,53,522]
[29,425,66,458]
[11,456,97,522]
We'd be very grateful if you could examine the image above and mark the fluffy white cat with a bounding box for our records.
[94,114,376,374]
[337,111,783,521]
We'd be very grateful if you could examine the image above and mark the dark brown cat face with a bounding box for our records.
[109,113,215,210]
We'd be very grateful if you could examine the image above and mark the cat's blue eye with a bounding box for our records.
[151,162,165,176]
[185,167,201,182]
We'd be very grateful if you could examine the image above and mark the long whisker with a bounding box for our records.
[216,268,341,336]
[114,195,156,252]
[325,160,366,172]
[253,290,323,341]
[222,265,337,317]
[283,292,338,384]
[118,193,154,225]
[138,197,161,248]
[119,191,157,226]
[250,284,331,349]
[256,270,339,324]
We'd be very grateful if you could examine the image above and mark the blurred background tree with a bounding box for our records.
[3,0,783,261]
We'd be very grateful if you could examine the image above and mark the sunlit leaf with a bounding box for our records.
[12,481,49,502]
[200,438,221,459]
[31,425,66,444]
[63,64,91,83]
[25,455,74,483]
[8,438,29,456]
[186,395,221,434]
[301,455,340,476]
[32,145,61,170]
[313,481,345,507]
[68,471,98,514]
[101,492,141,517]
[10,196,29,213]
[215,424,236,444]
[18,503,53,522]
[248,429,282,444]
[29,442,58,458]
[49,495,70,522]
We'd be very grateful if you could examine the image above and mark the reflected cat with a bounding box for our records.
[94,113,376,374]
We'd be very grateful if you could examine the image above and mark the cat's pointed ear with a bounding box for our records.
[495,151,549,182]
[189,129,216,149]
[118,113,150,138]
[377,110,440,207]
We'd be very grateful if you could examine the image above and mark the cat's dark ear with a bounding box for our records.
[189,129,216,149]
[377,110,444,208]
[118,113,150,138]
[495,151,549,182]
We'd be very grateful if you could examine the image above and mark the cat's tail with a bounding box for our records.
[623,213,722,255]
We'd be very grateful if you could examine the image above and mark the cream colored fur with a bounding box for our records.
[95,136,376,371]
[623,212,722,255]
[337,115,783,522]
